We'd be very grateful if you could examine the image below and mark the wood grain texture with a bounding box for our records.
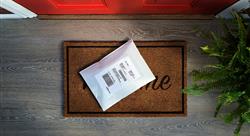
[38,15,214,20]
[0,19,249,136]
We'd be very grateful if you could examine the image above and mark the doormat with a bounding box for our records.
[64,41,187,117]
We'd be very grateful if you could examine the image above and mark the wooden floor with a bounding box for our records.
[0,19,249,136]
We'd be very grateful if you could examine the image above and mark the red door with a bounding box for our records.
[15,0,237,14]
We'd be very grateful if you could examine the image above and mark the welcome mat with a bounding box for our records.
[64,41,187,117]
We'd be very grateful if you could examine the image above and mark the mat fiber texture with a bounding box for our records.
[64,41,187,117]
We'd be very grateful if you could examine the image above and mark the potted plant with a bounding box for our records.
[184,12,250,136]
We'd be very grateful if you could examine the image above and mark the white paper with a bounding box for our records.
[79,39,155,111]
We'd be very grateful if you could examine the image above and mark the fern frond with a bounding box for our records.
[211,32,225,51]
[242,110,250,123]
[191,68,229,82]
[182,84,204,96]
[200,45,220,56]
[185,11,250,136]
[217,91,245,105]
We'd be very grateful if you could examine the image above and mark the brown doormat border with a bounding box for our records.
[39,14,214,20]
[64,41,187,117]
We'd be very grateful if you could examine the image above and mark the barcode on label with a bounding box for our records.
[128,70,135,78]
[119,70,127,81]
[112,68,121,82]
[102,73,114,87]
[120,63,126,70]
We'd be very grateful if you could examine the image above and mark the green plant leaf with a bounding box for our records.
[223,113,234,124]
[228,51,239,68]
[191,68,222,81]
[205,64,224,69]
[247,47,250,52]
[211,32,225,51]
[200,45,221,57]
[234,133,240,136]
[186,11,249,136]
[234,117,245,136]
[200,45,210,52]
[182,85,204,96]
[234,12,248,63]
[214,102,223,117]
[217,91,245,106]
[242,110,250,123]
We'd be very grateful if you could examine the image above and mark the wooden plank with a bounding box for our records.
[0,19,249,136]
[38,14,215,20]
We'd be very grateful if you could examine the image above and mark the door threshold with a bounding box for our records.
[38,14,215,20]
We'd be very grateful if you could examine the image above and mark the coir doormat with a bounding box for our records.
[64,41,187,117]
